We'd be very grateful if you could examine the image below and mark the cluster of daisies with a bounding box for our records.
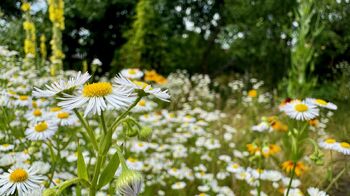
[0,50,172,196]
[0,46,347,196]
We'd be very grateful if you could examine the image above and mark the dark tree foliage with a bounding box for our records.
[62,0,137,72]
[1,0,350,88]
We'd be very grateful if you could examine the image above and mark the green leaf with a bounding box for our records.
[97,151,120,189]
[77,144,89,182]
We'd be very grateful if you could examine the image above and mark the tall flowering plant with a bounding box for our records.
[279,98,337,195]
[21,1,37,66]
[30,71,170,195]
[48,0,65,76]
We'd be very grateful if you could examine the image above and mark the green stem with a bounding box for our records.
[329,150,334,181]
[90,155,103,196]
[116,146,128,170]
[46,140,57,186]
[257,155,262,196]
[100,111,107,135]
[325,166,346,192]
[286,162,297,196]
[74,109,99,152]
[110,96,142,131]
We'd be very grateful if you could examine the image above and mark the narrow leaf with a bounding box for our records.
[77,144,89,181]
[97,151,120,189]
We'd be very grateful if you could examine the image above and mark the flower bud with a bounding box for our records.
[139,126,152,140]
[116,169,143,195]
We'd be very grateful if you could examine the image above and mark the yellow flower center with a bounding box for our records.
[54,178,61,184]
[128,69,137,75]
[340,142,350,149]
[19,95,29,101]
[8,90,17,95]
[325,138,336,144]
[82,82,112,97]
[315,99,327,105]
[57,112,69,119]
[294,103,308,112]
[50,107,62,112]
[33,109,42,117]
[138,143,144,147]
[2,144,10,147]
[9,169,28,182]
[248,90,257,97]
[232,163,239,169]
[133,81,149,89]
[32,101,38,108]
[128,157,137,163]
[34,122,48,132]
[138,100,146,106]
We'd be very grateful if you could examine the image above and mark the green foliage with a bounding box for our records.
[284,0,323,98]
[77,143,89,181]
[97,151,120,189]
[1,0,350,95]
[119,0,167,70]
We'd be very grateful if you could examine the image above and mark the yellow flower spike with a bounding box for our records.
[21,2,31,12]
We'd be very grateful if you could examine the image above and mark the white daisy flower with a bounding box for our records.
[235,170,251,180]
[318,138,338,150]
[139,113,162,123]
[226,163,242,173]
[0,166,43,196]
[58,81,136,117]
[306,98,337,110]
[307,187,329,196]
[24,108,46,122]
[53,111,78,126]
[131,99,157,113]
[14,95,31,107]
[0,154,15,167]
[261,170,282,182]
[33,71,91,98]
[121,68,144,79]
[284,100,319,121]
[334,142,350,155]
[126,158,144,171]
[91,58,102,66]
[131,142,150,153]
[114,75,170,102]
[167,168,182,178]
[0,144,14,152]
[252,122,270,132]
[171,181,186,189]
[25,121,58,141]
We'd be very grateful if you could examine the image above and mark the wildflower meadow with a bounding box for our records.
[1,0,350,196]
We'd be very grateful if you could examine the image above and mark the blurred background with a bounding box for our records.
[1,0,350,99]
